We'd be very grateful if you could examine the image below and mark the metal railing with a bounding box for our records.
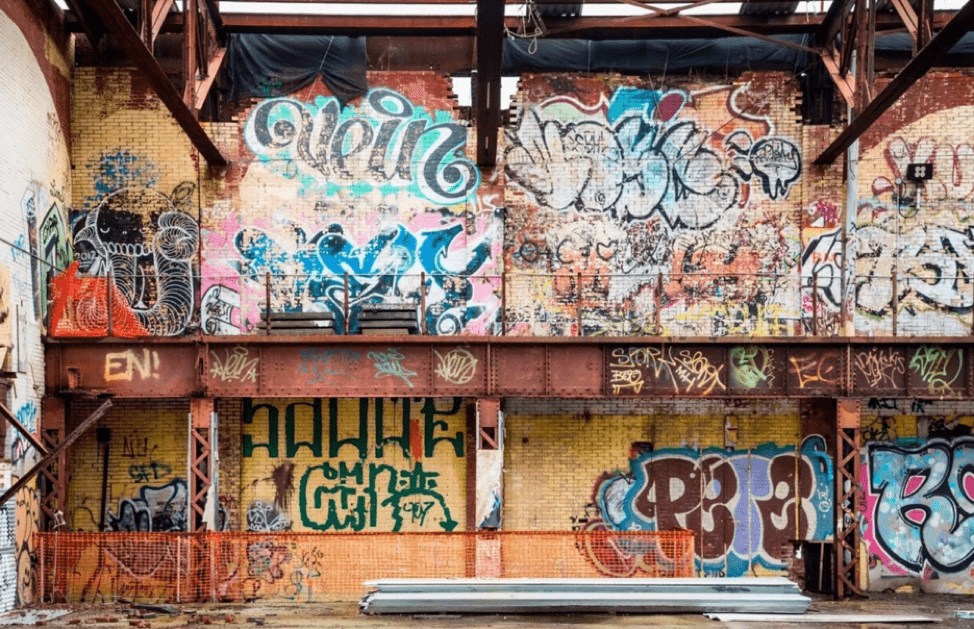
[45,268,974,338]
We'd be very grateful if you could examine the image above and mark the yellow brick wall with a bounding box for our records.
[503,398,801,531]
[67,400,189,531]
[239,397,467,532]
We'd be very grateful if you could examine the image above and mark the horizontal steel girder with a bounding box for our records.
[45,337,974,400]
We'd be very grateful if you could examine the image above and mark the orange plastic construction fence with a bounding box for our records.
[37,530,695,603]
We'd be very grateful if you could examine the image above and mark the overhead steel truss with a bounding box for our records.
[65,0,974,168]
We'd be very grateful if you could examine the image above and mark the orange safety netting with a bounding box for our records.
[37,530,695,603]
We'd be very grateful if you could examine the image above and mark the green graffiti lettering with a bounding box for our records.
[243,399,279,458]
[286,399,323,458]
[423,398,464,458]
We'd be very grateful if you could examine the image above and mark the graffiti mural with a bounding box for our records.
[21,184,71,322]
[232,221,495,334]
[504,78,803,336]
[49,152,199,337]
[864,438,974,576]
[584,437,833,576]
[242,397,465,532]
[105,479,188,532]
[203,80,501,336]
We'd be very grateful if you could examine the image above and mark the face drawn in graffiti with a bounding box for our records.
[106,479,187,532]
[71,183,199,336]
[865,438,974,575]
[590,436,833,576]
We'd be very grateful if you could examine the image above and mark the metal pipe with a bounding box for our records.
[106,269,114,337]
[891,272,898,336]
[501,271,507,336]
[812,271,819,336]
[420,272,427,335]
[344,272,350,334]
[264,271,271,336]
[576,272,582,336]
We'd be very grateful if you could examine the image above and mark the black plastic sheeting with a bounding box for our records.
[504,35,812,74]
[226,34,368,106]
[224,32,974,105]
[504,32,974,74]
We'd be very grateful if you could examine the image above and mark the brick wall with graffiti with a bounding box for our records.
[860,397,974,593]
[51,67,209,338]
[851,74,974,336]
[0,0,73,608]
[66,400,190,533]
[236,397,466,532]
[199,73,502,336]
[503,73,807,336]
[503,398,833,577]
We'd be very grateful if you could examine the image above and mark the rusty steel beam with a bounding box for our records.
[0,401,48,456]
[815,0,974,165]
[0,399,112,508]
[475,0,504,167]
[44,337,974,400]
[83,0,229,166]
[62,0,107,47]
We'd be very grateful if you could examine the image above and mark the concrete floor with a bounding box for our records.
[2,592,973,629]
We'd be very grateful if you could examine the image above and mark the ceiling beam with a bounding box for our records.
[82,0,229,167]
[61,0,107,47]
[815,0,974,165]
[818,0,854,45]
[476,0,504,167]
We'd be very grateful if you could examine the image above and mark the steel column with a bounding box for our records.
[189,397,214,532]
[39,397,67,531]
[834,398,863,598]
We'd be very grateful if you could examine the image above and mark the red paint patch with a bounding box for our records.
[657,93,684,122]
[904,508,926,524]
[964,472,974,502]
[904,474,926,497]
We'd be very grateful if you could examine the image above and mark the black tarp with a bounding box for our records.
[226,34,368,106]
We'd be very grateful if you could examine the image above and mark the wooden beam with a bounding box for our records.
[84,0,229,166]
[815,0,974,165]
[0,399,112,508]
[476,0,504,168]
[0,401,47,456]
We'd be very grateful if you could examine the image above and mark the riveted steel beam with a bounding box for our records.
[44,337,974,400]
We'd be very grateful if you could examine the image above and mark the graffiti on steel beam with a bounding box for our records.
[299,348,362,383]
[243,88,480,205]
[104,349,160,382]
[855,347,906,389]
[864,438,974,575]
[909,346,965,396]
[729,346,775,390]
[607,346,725,396]
[585,437,833,576]
[788,352,841,389]
[210,346,259,383]
[369,348,416,388]
[433,347,478,385]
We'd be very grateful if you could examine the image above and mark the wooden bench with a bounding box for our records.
[356,304,420,335]
[257,311,336,335]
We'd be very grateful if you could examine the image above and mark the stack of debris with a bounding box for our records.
[356,304,420,335]
[360,577,811,614]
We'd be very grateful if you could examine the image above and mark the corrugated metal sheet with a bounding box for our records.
[360,577,812,615]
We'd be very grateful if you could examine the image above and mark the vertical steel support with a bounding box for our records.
[183,0,199,113]
[834,398,863,598]
[189,397,213,532]
[39,397,66,531]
